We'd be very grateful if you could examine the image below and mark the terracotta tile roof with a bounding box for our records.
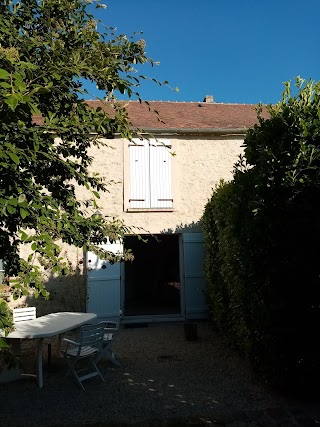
[33,100,268,130]
[86,100,264,130]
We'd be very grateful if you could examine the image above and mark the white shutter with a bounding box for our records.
[182,233,208,319]
[150,139,173,208]
[129,140,150,208]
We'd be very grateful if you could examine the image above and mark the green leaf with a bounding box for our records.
[0,69,10,80]
[8,152,20,164]
[20,230,28,241]
[92,191,100,199]
[0,82,11,89]
[8,198,17,206]
[17,61,38,70]
[5,94,20,111]
[20,208,28,219]
[14,78,26,92]
[13,73,23,83]
[0,338,9,348]
[7,205,16,214]
[26,99,40,114]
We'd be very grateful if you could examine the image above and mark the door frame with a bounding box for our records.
[120,233,184,323]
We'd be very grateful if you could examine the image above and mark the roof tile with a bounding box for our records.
[86,100,265,130]
[33,100,268,130]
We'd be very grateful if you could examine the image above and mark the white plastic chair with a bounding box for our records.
[12,306,54,364]
[97,311,122,367]
[11,307,38,379]
[13,307,36,324]
[62,323,105,390]
[12,307,37,349]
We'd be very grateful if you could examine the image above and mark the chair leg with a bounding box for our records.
[65,354,105,390]
[109,350,122,367]
[65,356,86,390]
[100,347,121,367]
[89,356,105,383]
[71,366,86,390]
[65,355,78,378]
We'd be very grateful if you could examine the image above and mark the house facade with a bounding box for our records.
[82,98,260,323]
[15,97,261,322]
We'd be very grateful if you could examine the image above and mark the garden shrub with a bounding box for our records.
[202,78,320,392]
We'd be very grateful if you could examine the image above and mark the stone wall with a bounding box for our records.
[8,245,86,315]
[11,133,244,312]
[85,134,244,234]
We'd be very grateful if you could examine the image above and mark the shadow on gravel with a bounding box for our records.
[1,321,320,427]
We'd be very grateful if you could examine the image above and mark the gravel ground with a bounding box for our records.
[1,321,320,427]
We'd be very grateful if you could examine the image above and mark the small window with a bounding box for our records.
[129,139,173,209]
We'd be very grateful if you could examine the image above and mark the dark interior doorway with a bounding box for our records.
[124,234,180,316]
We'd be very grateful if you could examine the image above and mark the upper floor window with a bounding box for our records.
[129,139,173,210]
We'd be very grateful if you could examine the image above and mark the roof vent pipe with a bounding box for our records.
[203,95,214,103]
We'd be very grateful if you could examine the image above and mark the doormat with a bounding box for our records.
[124,323,149,329]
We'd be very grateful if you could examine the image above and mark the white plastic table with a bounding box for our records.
[4,312,97,388]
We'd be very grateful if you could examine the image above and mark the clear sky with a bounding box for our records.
[85,0,320,105]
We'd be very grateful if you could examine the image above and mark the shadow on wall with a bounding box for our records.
[10,222,202,316]
[160,220,202,235]
[9,256,87,317]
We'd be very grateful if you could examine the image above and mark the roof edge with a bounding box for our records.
[134,127,248,135]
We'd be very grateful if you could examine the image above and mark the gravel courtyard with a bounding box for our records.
[1,321,319,427]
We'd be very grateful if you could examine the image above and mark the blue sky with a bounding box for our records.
[85,0,320,105]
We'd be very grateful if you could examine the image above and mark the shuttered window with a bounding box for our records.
[129,139,173,209]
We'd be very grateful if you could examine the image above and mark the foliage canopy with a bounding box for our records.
[0,0,162,344]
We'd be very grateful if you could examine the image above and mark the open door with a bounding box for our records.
[182,233,208,319]
[86,240,122,319]
[124,234,180,316]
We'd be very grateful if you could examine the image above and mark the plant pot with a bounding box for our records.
[184,322,198,341]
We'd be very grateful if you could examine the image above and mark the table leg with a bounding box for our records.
[47,343,51,367]
[36,338,44,388]
[57,333,62,356]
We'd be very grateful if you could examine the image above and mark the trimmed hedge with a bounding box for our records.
[202,78,320,392]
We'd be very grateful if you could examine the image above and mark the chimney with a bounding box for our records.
[203,95,214,103]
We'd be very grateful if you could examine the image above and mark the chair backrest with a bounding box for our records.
[104,310,122,330]
[80,323,105,351]
[13,307,37,324]
[116,310,122,328]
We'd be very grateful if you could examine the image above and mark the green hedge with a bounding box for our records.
[202,79,320,392]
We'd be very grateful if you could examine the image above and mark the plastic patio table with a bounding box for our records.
[4,311,97,388]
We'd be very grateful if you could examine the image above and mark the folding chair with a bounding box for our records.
[62,323,105,390]
[97,311,122,367]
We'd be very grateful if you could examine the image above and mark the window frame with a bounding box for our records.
[123,138,175,212]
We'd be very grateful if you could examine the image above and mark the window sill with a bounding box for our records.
[126,208,175,213]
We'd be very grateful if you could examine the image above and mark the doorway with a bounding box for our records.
[124,234,181,316]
